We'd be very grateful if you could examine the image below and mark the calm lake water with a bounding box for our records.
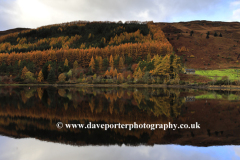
[0,86,240,160]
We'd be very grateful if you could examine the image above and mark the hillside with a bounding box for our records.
[0,28,30,37]
[1,20,240,85]
[158,20,240,69]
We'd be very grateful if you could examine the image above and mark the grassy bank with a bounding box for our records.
[195,69,240,80]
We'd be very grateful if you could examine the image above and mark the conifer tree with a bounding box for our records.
[47,68,56,83]
[109,55,114,69]
[73,60,78,69]
[99,56,103,71]
[103,58,109,71]
[133,67,143,81]
[64,59,68,66]
[147,53,151,62]
[113,68,118,77]
[89,56,95,70]
[37,70,44,82]
[21,66,29,79]
[119,57,124,70]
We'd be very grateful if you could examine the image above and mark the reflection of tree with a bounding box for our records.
[133,90,143,105]
[149,96,181,118]
[95,99,103,113]
[21,90,28,104]
[37,88,43,100]
[89,98,95,113]
[58,89,66,97]
[3,87,183,120]
[64,103,68,110]
[117,90,124,98]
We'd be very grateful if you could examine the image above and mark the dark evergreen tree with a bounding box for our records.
[114,57,119,68]
[0,62,6,73]
[94,59,99,71]
[47,68,56,83]
[103,58,109,70]
[63,65,70,72]
[6,65,13,74]
[42,61,51,80]
[190,30,194,36]
[125,56,133,65]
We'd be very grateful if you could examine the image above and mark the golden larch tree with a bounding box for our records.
[109,55,114,69]
[89,56,95,70]
[99,56,103,71]
[119,57,124,70]
[113,68,118,77]
[147,53,151,62]
[73,60,78,69]
[21,66,29,79]
[64,58,68,66]
[37,70,44,82]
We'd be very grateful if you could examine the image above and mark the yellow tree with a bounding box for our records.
[18,60,21,67]
[21,66,29,79]
[172,55,182,77]
[119,57,124,70]
[109,55,114,69]
[113,68,118,77]
[153,54,161,68]
[89,56,95,70]
[117,73,124,83]
[104,70,110,76]
[133,67,143,81]
[147,53,151,62]
[99,56,103,71]
[37,70,44,82]
[73,60,78,69]
[150,54,171,82]
[64,58,68,66]
[109,68,114,77]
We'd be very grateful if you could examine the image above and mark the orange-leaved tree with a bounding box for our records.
[37,70,44,82]
[21,66,29,79]
[89,56,95,70]
[109,55,114,69]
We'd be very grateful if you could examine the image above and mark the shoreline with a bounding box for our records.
[1,83,240,90]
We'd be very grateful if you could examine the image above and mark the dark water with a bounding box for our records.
[0,87,240,160]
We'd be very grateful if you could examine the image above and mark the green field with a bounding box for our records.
[195,93,223,99]
[195,93,240,100]
[195,69,240,80]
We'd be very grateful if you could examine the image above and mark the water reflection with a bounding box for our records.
[0,87,240,147]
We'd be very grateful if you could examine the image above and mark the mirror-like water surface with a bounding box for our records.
[0,87,240,159]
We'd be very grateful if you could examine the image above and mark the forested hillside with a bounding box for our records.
[0,21,182,84]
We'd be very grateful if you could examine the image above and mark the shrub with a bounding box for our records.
[58,73,66,82]
[25,71,36,83]
[131,64,138,71]
[13,75,23,82]
[67,70,72,79]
